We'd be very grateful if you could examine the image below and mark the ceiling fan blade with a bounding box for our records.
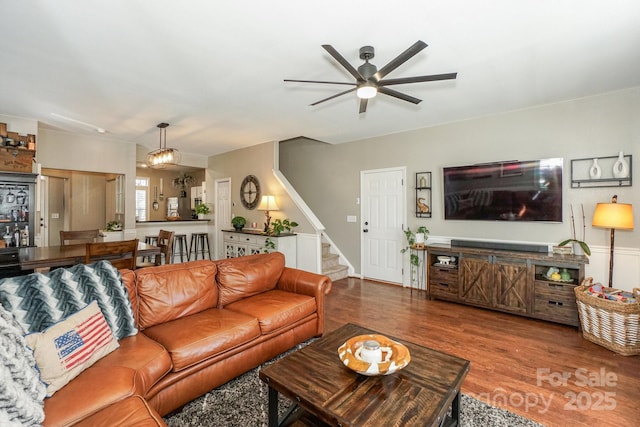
[378,72,458,86]
[378,87,422,104]
[284,79,356,86]
[374,40,428,81]
[359,98,368,114]
[322,45,365,82]
[310,87,357,106]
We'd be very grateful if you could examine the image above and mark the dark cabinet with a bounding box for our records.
[427,244,586,327]
[0,172,36,248]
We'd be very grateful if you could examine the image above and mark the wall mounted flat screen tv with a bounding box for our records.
[443,158,563,222]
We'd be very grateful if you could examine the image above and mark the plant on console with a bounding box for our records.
[194,203,211,215]
[558,204,591,256]
[267,218,298,236]
[231,216,246,230]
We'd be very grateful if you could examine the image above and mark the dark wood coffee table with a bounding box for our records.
[259,323,470,427]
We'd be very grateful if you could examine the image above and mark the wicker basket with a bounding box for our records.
[574,278,640,356]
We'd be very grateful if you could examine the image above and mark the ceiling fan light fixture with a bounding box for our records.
[356,83,377,99]
[147,123,181,169]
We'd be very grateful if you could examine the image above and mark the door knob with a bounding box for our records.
[363,229,369,232]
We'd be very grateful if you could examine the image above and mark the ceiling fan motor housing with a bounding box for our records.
[359,46,375,60]
[358,62,377,80]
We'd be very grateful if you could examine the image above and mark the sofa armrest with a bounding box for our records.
[276,268,332,336]
[277,268,332,298]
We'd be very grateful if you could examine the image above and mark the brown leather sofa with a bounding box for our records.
[42,252,332,426]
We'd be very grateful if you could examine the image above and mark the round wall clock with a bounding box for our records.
[240,175,261,209]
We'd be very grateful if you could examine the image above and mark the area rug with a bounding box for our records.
[164,343,544,427]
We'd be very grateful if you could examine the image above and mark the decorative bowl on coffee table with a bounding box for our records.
[337,334,411,376]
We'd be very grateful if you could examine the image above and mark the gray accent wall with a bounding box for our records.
[208,141,312,233]
[280,88,640,274]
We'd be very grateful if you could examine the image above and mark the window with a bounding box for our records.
[135,177,149,221]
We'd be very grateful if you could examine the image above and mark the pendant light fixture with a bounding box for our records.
[147,123,181,168]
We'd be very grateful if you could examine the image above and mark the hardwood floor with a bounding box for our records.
[323,278,639,427]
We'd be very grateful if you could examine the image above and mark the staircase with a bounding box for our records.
[322,242,348,282]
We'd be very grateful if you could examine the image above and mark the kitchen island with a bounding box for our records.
[136,219,212,260]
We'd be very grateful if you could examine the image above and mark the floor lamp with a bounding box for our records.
[591,195,634,287]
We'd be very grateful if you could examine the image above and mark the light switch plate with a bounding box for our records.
[347,215,357,223]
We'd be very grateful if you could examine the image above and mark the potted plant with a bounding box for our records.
[400,226,430,267]
[558,204,591,256]
[267,218,299,236]
[231,216,246,231]
[105,221,122,231]
[194,203,211,220]
[415,225,429,245]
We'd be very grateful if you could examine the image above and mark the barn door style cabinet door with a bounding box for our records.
[460,255,529,313]
[492,257,529,314]
[459,256,493,307]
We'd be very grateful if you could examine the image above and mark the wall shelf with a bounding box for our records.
[570,154,632,188]
[415,172,431,218]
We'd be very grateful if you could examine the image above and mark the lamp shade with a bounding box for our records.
[257,195,279,211]
[592,203,634,230]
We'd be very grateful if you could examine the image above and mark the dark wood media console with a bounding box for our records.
[426,243,589,327]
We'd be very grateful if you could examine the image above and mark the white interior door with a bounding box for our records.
[214,178,231,259]
[361,167,405,283]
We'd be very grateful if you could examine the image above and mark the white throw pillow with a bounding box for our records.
[25,301,119,396]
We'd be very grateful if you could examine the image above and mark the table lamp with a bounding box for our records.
[592,195,634,287]
[258,195,279,232]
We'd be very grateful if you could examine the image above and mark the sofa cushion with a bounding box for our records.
[92,333,172,395]
[25,301,120,396]
[0,261,137,340]
[42,333,171,427]
[73,395,167,427]
[120,269,138,324]
[225,290,317,334]
[135,261,218,330]
[142,308,260,372]
[0,302,46,426]
[42,365,138,427]
[216,252,285,307]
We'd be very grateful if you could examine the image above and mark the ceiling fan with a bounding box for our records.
[285,40,457,114]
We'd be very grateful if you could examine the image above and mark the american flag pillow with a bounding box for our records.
[25,301,119,396]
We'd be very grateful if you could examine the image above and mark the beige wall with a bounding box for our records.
[38,128,138,230]
[280,87,640,272]
[208,141,312,232]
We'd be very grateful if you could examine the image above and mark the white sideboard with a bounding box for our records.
[222,230,296,268]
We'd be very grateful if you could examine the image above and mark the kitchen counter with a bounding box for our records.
[135,220,213,257]
[136,219,210,224]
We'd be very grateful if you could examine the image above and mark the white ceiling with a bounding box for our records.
[2,1,640,157]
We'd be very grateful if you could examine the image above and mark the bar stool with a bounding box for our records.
[172,234,190,263]
[189,232,211,260]
[142,235,158,262]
